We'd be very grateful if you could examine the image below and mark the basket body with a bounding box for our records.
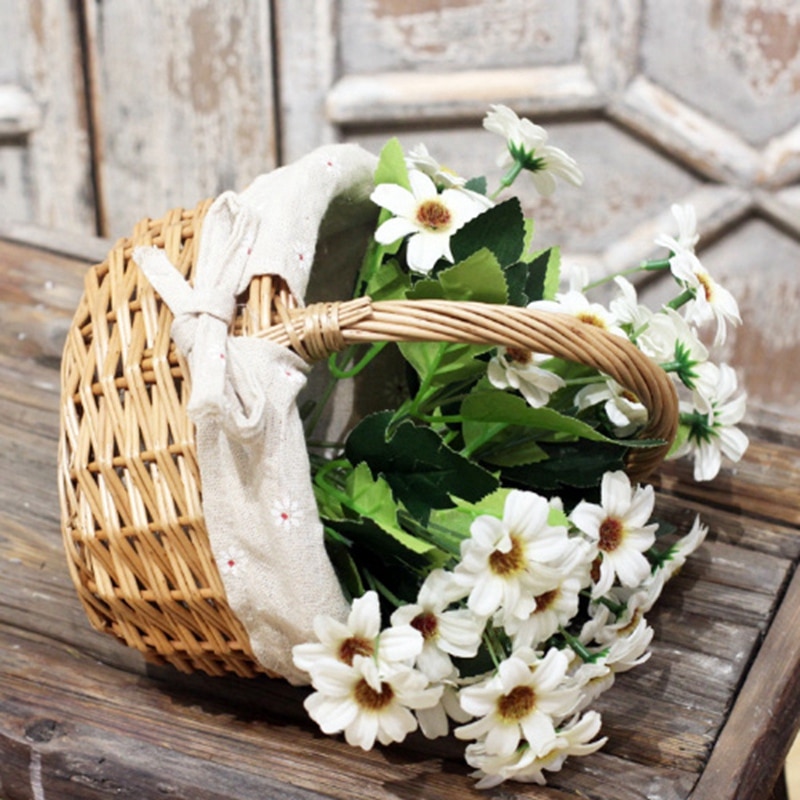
[59,201,267,677]
[59,201,678,679]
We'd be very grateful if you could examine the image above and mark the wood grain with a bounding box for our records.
[2,231,800,799]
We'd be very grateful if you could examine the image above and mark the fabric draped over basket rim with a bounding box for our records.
[57,143,679,682]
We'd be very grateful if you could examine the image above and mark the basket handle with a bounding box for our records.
[255,295,679,481]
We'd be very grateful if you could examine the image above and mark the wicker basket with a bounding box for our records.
[58,199,679,679]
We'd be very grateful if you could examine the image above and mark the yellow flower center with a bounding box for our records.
[353,678,395,711]
[533,588,559,613]
[577,311,606,327]
[488,534,526,576]
[599,517,624,552]
[497,685,537,721]
[697,272,714,301]
[506,347,533,365]
[411,611,439,642]
[338,636,374,666]
[416,199,452,231]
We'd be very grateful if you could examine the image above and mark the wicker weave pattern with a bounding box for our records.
[59,201,678,678]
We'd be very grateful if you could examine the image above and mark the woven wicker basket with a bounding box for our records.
[58,199,679,679]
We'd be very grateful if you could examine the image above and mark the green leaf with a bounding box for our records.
[538,246,561,301]
[462,388,617,443]
[431,487,513,537]
[407,248,508,304]
[399,340,489,387]
[501,440,627,491]
[450,198,526,268]
[345,411,499,521]
[364,258,411,301]
[374,137,411,190]
[505,246,561,306]
[465,176,488,195]
[438,249,509,304]
[464,423,550,467]
[400,251,506,385]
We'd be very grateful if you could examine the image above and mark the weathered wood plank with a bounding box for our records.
[326,66,603,126]
[0,1,95,233]
[87,0,278,238]
[691,565,800,799]
[656,436,800,529]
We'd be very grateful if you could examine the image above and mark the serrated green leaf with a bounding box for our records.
[538,246,561,301]
[462,388,613,442]
[433,487,513,535]
[438,249,509,304]
[344,411,499,521]
[407,248,508,304]
[374,137,411,189]
[501,440,627,491]
[465,176,488,195]
[398,340,489,387]
[465,423,550,467]
[364,258,411,301]
[450,198,526,268]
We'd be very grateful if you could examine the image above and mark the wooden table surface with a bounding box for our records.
[1,226,800,800]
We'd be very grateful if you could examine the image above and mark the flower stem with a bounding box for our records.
[328,342,388,379]
[667,288,696,311]
[582,259,671,292]
[559,626,596,662]
[490,160,524,199]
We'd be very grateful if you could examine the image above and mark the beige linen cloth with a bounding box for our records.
[133,144,378,683]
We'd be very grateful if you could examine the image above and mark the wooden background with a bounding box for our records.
[2,0,798,421]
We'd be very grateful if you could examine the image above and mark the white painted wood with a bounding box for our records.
[272,0,339,163]
[609,76,763,186]
[0,85,41,137]
[581,0,642,94]
[90,0,279,238]
[326,65,603,125]
[0,0,95,233]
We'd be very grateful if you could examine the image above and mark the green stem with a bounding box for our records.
[461,421,510,459]
[490,160,525,199]
[397,510,463,557]
[328,342,388,379]
[364,571,407,610]
[667,288,696,311]
[582,258,672,292]
[559,626,596,663]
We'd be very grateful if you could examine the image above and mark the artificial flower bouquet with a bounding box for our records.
[289,106,748,787]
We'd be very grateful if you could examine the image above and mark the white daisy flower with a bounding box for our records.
[528,290,626,338]
[487,346,566,408]
[597,615,654,673]
[673,363,749,481]
[390,569,484,682]
[452,491,573,625]
[292,591,422,678]
[455,648,581,758]
[370,169,488,274]
[609,276,654,335]
[483,104,584,195]
[655,203,700,258]
[669,251,741,346]
[569,471,658,599]
[304,654,442,750]
[466,710,606,788]
[504,539,594,649]
[575,377,648,437]
[654,514,708,583]
[414,670,473,740]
